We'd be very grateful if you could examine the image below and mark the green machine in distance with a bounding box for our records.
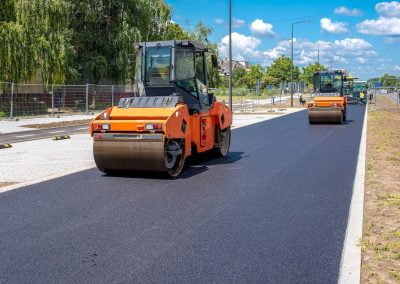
[352,80,368,104]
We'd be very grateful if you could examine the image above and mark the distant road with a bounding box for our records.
[0,106,365,283]
[0,124,89,144]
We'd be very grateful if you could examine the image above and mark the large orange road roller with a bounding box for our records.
[90,40,232,177]
[308,70,348,124]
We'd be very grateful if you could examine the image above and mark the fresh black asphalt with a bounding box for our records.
[0,105,365,283]
[0,124,89,144]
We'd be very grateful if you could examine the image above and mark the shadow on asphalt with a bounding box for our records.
[102,151,246,180]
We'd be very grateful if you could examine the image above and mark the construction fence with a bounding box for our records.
[210,86,310,112]
[0,82,135,118]
[0,82,311,118]
[369,87,400,112]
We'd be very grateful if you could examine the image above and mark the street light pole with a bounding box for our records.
[290,20,310,107]
[228,0,233,110]
[291,24,294,107]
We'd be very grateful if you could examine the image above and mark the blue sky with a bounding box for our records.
[166,0,400,80]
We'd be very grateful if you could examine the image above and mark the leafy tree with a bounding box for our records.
[164,23,190,40]
[238,65,263,89]
[232,67,247,87]
[0,0,71,84]
[266,56,300,87]
[380,73,398,87]
[0,0,173,84]
[262,74,279,87]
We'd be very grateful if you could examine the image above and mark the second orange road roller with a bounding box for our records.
[90,40,233,177]
[307,70,348,124]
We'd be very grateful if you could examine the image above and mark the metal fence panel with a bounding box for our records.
[0,82,137,118]
[0,82,12,118]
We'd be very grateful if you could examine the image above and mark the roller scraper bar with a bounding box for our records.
[118,96,184,109]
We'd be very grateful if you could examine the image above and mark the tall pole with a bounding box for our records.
[317,44,320,68]
[291,24,294,107]
[228,0,233,110]
[290,20,310,107]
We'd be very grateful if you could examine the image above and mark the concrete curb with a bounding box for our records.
[338,106,368,284]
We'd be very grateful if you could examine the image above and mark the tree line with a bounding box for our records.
[0,0,221,86]
[225,58,327,90]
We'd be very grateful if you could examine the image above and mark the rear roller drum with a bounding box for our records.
[164,139,185,177]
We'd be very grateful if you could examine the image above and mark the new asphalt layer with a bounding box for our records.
[0,105,365,283]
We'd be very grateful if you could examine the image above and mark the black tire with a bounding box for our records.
[214,127,231,157]
[164,139,185,177]
[339,113,344,124]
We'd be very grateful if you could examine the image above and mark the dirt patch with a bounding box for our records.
[21,119,91,129]
[0,182,18,188]
[361,95,400,283]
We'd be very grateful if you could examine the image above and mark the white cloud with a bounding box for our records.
[214,18,224,25]
[333,56,349,64]
[334,6,362,16]
[376,1,400,17]
[356,57,368,64]
[357,2,400,37]
[218,32,262,60]
[219,34,377,69]
[334,38,372,50]
[249,19,275,36]
[384,36,400,43]
[357,17,400,36]
[395,65,400,71]
[234,19,246,28]
[320,18,349,34]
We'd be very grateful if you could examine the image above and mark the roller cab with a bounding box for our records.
[308,70,348,124]
[90,40,232,177]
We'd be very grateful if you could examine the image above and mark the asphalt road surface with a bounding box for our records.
[0,124,89,144]
[0,105,365,283]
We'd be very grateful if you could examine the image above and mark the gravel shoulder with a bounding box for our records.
[361,96,400,283]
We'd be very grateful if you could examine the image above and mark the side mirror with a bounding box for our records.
[211,54,219,69]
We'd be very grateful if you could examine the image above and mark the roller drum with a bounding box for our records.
[94,140,167,172]
[308,108,343,124]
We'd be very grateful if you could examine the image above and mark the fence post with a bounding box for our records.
[85,83,89,114]
[111,85,114,107]
[51,84,54,117]
[10,82,14,119]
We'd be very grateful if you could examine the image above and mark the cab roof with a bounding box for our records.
[137,40,207,51]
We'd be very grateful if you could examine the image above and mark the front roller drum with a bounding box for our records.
[93,137,185,177]
[308,108,343,124]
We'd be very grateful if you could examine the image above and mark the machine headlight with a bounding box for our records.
[145,124,163,131]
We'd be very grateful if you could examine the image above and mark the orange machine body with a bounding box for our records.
[307,96,347,109]
[90,101,232,159]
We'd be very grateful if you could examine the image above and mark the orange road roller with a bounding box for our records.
[90,40,233,177]
[308,70,348,124]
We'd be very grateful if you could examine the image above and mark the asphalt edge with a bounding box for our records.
[0,165,96,194]
[338,105,368,284]
[0,110,303,193]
